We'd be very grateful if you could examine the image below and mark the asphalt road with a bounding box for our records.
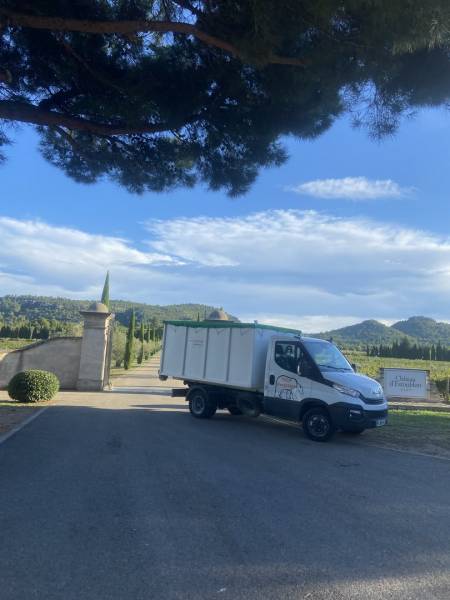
[1,389,450,600]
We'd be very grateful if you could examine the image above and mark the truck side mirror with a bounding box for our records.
[351,363,357,372]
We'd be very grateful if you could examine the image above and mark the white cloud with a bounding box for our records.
[238,314,366,333]
[286,176,413,200]
[0,217,180,296]
[143,210,450,319]
[1,211,450,327]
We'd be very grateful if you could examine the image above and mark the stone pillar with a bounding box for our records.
[76,302,114,391]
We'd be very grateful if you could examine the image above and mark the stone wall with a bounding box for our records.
[0,338,82,389]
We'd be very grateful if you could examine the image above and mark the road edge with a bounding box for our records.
[0,406,49,447]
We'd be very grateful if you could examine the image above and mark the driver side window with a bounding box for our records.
[274,342,301,374]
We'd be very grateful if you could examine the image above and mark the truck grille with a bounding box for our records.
[361,396,385,405]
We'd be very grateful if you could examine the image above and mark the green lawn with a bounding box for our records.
[360,409,450,458]
[0,338,35,351]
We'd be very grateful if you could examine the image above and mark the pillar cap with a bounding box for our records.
[80,302,112,318]
[88,301,109,313]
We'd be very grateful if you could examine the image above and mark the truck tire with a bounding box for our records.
[302,407,335,442]
[188,388,217,419]
[228,406,243,415]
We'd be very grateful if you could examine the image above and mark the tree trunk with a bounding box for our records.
[0,101,173,136]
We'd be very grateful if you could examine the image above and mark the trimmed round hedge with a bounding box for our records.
[8,370,60,403]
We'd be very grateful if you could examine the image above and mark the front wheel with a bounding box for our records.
[188,388,217,419]
[302,407,335,442]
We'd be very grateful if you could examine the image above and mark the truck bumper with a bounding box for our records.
[328,403,388,431]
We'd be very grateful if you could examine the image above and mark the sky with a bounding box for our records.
[1,107,450,332]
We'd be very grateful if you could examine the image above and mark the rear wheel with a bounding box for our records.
[302,407,335,442]
[228,406,243,416]
[188,388,217,419]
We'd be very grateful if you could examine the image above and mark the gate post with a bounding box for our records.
[76,302,114,391]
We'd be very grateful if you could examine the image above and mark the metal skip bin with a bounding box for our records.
[160,321,298,392]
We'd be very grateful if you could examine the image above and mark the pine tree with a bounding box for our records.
[101,271,110,309]
[123,310,135,370]
[3,2,450,196]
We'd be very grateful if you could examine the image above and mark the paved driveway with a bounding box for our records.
[1,368,449,599]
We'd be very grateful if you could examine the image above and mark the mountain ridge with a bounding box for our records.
[1,295,449,346]
[0,295,238,327]
[391,316,450,343]
[311,316,450,346]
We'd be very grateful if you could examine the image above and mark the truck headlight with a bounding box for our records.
[332,383,361,399]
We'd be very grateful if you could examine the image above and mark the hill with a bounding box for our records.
[313,319,417,346]
[391,316,450,344]
[0,295,237,327]
[1,296,449,347]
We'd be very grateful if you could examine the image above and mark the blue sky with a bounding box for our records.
[1,107,450,331]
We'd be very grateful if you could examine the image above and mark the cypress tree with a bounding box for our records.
[137,321,145,364]
[145,325,150,344]
[124,310,135,370]
[101,271,110,309]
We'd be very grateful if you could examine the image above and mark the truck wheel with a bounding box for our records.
[302,407,335,442]
[188,388,217,419]
[228,406,243,416]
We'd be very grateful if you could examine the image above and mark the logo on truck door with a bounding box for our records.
[275,375,303,401]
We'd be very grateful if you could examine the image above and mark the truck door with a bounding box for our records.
[264,341,311,420]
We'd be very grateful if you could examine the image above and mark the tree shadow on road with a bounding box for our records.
[1,403,450,600]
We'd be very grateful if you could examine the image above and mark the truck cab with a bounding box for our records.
[263,336,388,440]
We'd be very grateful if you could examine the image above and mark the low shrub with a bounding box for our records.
[8,369,60,403]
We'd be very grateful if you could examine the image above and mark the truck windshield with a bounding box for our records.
[302,340,352,372]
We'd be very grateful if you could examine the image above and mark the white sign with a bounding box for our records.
[382,368,428,399]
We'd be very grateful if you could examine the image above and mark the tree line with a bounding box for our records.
[0,318,81,340]
[121,309,162,369]
[366,339,450,362]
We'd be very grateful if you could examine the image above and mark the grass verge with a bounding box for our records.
[0,390,57,437]
[360,409,450,458]
[0,400,42,436]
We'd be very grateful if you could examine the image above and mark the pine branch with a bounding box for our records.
[0,100,185,136]
[0,8,307,67]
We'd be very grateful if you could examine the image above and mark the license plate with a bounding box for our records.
[375,418,386,427]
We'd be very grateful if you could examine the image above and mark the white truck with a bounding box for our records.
[159,320,388,442]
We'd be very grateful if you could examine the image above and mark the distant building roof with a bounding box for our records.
[206,308,229,321]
